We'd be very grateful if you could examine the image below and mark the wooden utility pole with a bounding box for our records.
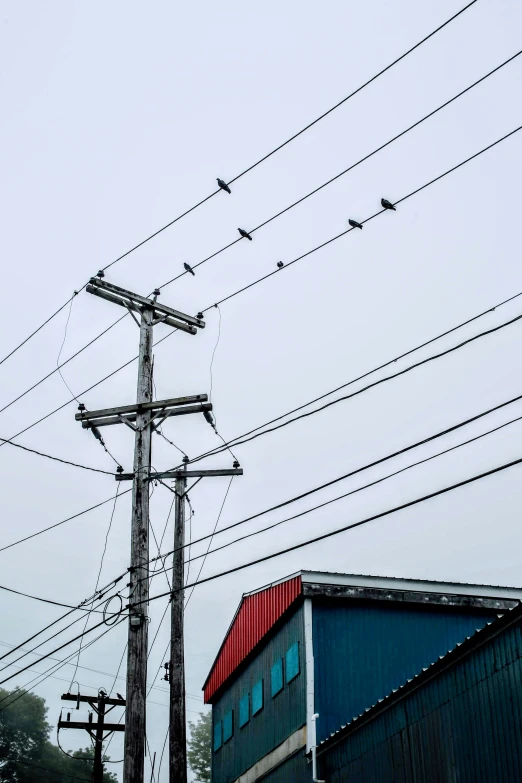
[59,691,126,783]
[170,462,187,783]
[160,465,243,782]
[124,304,153,783]
[80,276,206,783]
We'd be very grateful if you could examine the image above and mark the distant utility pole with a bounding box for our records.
[78,276,207,783]
[58,691,126,783]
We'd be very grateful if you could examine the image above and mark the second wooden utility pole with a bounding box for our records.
[170,463,187,783]
[158,465,242,781]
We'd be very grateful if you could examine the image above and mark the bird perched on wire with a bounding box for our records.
[184,262,195,276]
[117,693,125,701]
[381,198,396,211]
[348,219,363,229]
[217,178,231,194]
[238,228,253,241]
[277,261,284,268]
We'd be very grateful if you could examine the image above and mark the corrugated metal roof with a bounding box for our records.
[300,571,522,600]
[204,575,302,703]
[317,599,522,750]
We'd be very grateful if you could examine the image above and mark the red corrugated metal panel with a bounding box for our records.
[204,575,302,702]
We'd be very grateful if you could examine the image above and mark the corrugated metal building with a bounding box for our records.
[317,599,522,782]
[203,572,522,783]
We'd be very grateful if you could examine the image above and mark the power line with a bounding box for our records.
[184,477,235,610]
[0,579,125,614]
[4,46,518,425]
[180,292,522,468]
[224,1,478,187]
[159,47,522,288]
[0,488,132,555]
[0,434,116,475]
[147,390,522,566]
[0,312,127,418]
[141,455,522,608]
[0,639,204,700]
[1,756,92,782]
[56,295,80,403]
[5,307,522,565]
[3,300,522,568]
[68,484,122,688]
[207,126,522,313]
[0,609,126,686]
[0,295,76,368]
[180,413,522,570]
[0,574,127,669]
[161,309,522,474]
[0,618,126,713]
[0,1,477,371]
[2,123,520,455]
[0,591,123,675]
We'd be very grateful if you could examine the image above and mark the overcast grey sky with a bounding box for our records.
[1,0,522,779]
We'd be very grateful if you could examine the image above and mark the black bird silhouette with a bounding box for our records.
[277,261,284,268]
[348,219,363,229]
[217,178,231,194]
[117,693,125,701]
[238,228,253,241]
[381,198,396,211]
[184,262,195,276]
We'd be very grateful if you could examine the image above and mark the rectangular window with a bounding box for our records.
[239,693,250,728]
[271,658,283,697]
[252,678,263,715]
[223,709,233,743]
[286,642,300,682]
[213,720,222,752]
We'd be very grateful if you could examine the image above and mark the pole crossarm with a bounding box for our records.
[116,467,243,482]
[61,693,126,707]
[86,278,205,334]
[75,395,208,422]
[58,720,125,732]
[80,402,212,430]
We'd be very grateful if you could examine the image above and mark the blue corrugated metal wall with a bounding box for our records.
[313,602,497,743]
[318,615,522,782]
[212,605,306,783]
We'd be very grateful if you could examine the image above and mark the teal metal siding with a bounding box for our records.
[255,750,309,782]
[319,616,522,782]
[212,606,306,783]
[313,601,497,743]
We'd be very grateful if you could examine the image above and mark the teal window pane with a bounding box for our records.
[239,693,250,728]
[286,642,300,682]
[252,678,263,715]
[213,721,222,752]
[271,658,283,697]
[223,710,233,743]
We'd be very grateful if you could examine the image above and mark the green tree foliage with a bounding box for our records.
[0,688,117,782]
[187,711,211,783]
